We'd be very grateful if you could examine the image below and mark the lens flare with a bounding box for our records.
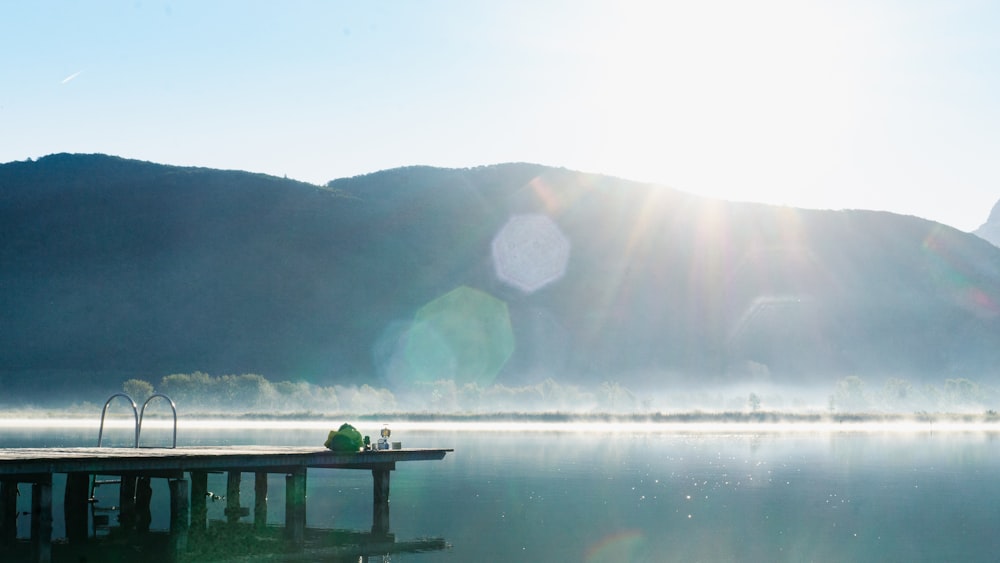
[402,286,515,387]
[492,214,571,293]
[372,319,414,387]
[586,529,647,563]
[922,226,1000,318]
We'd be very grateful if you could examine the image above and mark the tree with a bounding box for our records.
[220,373,272,408]
[347,384,396,413]
[601,381,635,412]
[123,378,154,402]
[160,371,215,408]
[833,375,869,413]
[748,393,761,412]
[944,378,985,410]
[881,378,914,411]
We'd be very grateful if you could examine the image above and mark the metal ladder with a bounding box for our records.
[91,392,178,536]
[96,392,178,448]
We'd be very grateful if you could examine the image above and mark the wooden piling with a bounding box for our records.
[119,474,137,532]
[169,478,189,554]
[225,471,242,523]
[190,471,208,536]
[63,473,89,543]
[136,476,153,532]
[371,468,391,535]
[1,480,18,546]
[285,468,306,545]
[254,471,268,530]
[30,476,52,563]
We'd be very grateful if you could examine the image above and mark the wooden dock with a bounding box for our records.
[0,445,452,562]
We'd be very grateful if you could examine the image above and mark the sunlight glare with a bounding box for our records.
[582,0,856,209]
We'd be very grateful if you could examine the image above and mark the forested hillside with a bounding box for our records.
[3,154,1000,402]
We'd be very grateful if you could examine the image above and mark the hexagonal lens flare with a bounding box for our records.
[402,286,515,387]
[491,214,570,293]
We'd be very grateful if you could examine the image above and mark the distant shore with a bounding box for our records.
[2,409,999,425]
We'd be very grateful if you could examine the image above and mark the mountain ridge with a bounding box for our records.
[3,153,1000,400]
[974,198,1000,247]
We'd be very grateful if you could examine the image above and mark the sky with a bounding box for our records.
[2,1,999,232]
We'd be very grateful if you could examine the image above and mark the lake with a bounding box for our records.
[2,419,1000,562]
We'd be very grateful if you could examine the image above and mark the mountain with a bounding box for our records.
[974,199,1000,247]
[3,153,1000,399]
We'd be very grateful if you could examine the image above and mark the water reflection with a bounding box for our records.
[4,422,1000,561]
[2,525,447,562]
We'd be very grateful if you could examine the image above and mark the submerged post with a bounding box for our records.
[136,476,153,533]
[169,478,189,555]
[119,475,137,533]
[254,472,268,530]
[30,476,52,563]
[372,467,391,536]
[225,471,242,524]
[284,468,306,546]
[190,471,208,537]
[1,480,18,546]
[63,473,90,543]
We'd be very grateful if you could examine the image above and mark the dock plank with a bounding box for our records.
[0,447,452,476]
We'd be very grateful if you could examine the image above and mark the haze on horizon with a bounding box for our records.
[2,1,999,231]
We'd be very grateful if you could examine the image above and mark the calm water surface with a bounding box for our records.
[2,420,999,562]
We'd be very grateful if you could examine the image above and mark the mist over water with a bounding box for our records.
[13,367,994,420]
[3,421,1000,561]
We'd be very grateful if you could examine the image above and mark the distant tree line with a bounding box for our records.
[827,375,994,414]
[120,372,622,414]
[119,372,1000,415]
[121,372,393,413]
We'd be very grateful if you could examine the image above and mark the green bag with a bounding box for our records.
[324,423,363,452]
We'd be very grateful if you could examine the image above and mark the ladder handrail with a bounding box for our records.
[97,393,139,447]
[138,393,177,448]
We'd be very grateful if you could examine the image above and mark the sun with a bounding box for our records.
[577,1,860,210]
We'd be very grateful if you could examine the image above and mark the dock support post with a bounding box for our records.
[169,479,189,555]
[225,471,242,523]
[372,468,391,536]
[284,469,306,546]
[136,476,153,533]
[30,476,52,563]
[254,472,268,530]
[190,472,207,537]
[1,480,17,546]
[118,475,137,532]
[64,473,90,543]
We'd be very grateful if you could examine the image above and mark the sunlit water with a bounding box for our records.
[3,419,1000,562]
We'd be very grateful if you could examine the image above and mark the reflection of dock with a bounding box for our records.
[0,446,452,562]
[189,523,449,562]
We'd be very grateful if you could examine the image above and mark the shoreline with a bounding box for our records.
[1,410,999,428]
